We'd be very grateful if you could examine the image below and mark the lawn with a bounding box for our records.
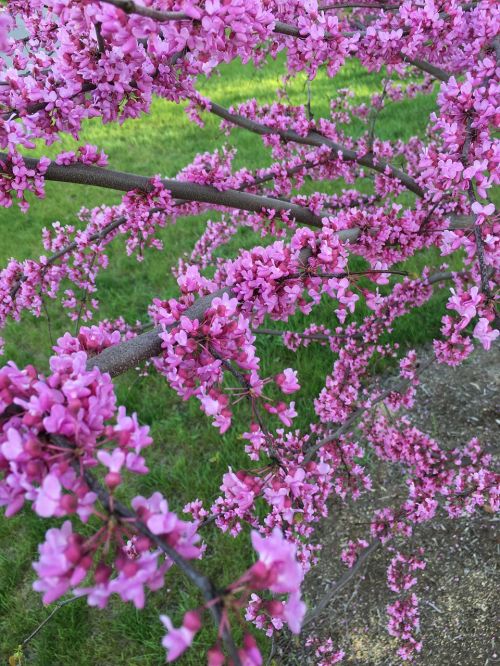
[0,54,457,665]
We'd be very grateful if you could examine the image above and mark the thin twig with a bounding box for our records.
[76,462,241,665]
[21,596,82,648]
[94,22,106,55]
[302,540,380,627]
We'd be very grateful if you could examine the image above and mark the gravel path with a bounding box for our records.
[278,345,499,665]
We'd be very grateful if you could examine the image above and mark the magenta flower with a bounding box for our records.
[32,521,89,604]
[250,528,303,594]
[471,201,495,224]
[238,634,263,666]
[473,317,499,350]
[1,428,23,461]
[34,474,62,518]
[161,611,201,662]
[97,448,125,488]
[275,368,300,394]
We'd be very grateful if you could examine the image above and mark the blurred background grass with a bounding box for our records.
[0,54,459,664]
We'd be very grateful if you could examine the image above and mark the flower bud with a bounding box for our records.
[183,610,201,632]
[94,562,112,584]
[60,494,78,514]
[105,471,121,489]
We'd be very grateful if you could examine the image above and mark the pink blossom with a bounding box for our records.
[32,521,89,604]
[161,611,201,662]
[275,368,300,394]
[250,528,304,594]
[34,474,62,518]
[473,318,499,350]
[471,201,495,224]
[283,591,307,634]
[238,634,263,666]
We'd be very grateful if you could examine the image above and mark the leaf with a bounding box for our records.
[9,646,24,666]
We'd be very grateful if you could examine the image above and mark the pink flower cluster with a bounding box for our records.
[161,527,305,663]
[387,593,422,661]
[386,549,426,662]
[0,343,204,616]
[305,636,345,665]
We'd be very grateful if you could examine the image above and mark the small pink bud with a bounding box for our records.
[183,610,201,632]
[207,646,225,666]
[94,562,112,584]
[122,560,139,577]
[135,536,151,552]
[25,438,42,456]
[65,543,81,564]
[80,555,93,571]
[25,460,43,478]
[105,471,121,488]
[60,494,78,514]
[266,600,284,616]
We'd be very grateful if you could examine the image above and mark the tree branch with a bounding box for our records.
[301,540,380,628]
[9,216,126,300]
[20,597,82,649]
[96,0,451,87]
[207,102,425,197]
[87,260,460,379]
[253,327,334,342]
[77,463,242,665]
[98,0,190,22]
[403,56,450,82]
[303,354,438,463]
[320,3,400,8]
[0,154,323,228]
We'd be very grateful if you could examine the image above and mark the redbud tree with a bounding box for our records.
[0,0,498,663]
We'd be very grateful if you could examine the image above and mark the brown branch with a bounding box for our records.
[303,354,438,463]
[318,2,401,7]
[37,431,240,661]
[207,102,425,197]
[87,255,461,380]
[254,327,333,342]
[88,287,228,376]
[301,540,380,628]
[85,235,364,377]
[282,269,409,281]
[0,154,323,228]
[303,388,395,463]
[472,224,491,297]
[9,216,126,301]
[94,22,106,55]
[4,82,97,119]
[97,0,451,86]
[239,157,325,189]
[2,2,455,121]
[461,115,492,298]
[403,56,450,82]
[99,0,190,21]
[298,267,464,465]
[20,597,82,648]
[8,156,330,306]
[320,3,400,8]
[77,464,241,665]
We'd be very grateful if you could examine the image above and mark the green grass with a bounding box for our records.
[0,55,460,665]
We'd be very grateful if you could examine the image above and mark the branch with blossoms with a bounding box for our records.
[0,350,310,664]
[85,264,463,381]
